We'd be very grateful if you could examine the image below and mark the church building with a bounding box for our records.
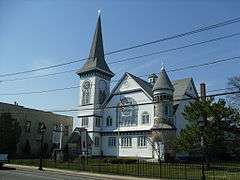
[76,14,198,160]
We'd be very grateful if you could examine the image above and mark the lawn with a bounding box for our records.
[9,159,240,180]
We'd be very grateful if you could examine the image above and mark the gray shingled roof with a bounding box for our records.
[126,73,193,103]
[77,15,114,77]
[153,69,174,91]
[172,78,193,104]
[127,73,153,97]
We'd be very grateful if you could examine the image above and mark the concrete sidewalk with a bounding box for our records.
[5,164,162,180]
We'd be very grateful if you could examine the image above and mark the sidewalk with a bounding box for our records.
[5,164,163,180]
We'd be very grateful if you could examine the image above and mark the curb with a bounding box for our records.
[5,164,161,180]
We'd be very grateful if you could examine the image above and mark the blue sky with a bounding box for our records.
[0,0,240,127]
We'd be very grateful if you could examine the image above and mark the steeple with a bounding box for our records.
[77,13,114,77]
[153,67,174,92]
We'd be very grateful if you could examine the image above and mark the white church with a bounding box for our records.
[76,14,198,160]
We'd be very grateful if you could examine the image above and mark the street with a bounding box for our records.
[0,167,106,180]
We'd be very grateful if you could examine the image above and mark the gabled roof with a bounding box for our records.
[172,77,198,105]
[172,78,192,100]
[127,73,153,97]
[102,71,197,109]
[102,73,153,107]
[67,127,93,144]
[126,74,196,103]
[153,68,174,91]
[76,15,114,77]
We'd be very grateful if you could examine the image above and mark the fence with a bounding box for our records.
[8,157,240,180]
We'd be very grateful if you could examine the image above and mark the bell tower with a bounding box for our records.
[76,12,114,156]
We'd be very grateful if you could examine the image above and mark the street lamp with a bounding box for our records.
[38,122,46,171]
[198,116,205,180]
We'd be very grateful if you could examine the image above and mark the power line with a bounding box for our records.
[106,17,240,55]
[0,85,80,95]
[1,17,240,78]
[130,56,240,79]
[49,90,240,113]
[1,32,240,83]
[1,90,239,114]
[206,87,238,93]
[0,69,76,83]
[167,56,240,72]
[109,33,240,65]
[0,55,240,96]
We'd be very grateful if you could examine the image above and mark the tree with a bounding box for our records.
[176,99,240,160]
[0,113,21,153]
[147,130,176,163]
[147,130,165,162]
[228,75,240,109]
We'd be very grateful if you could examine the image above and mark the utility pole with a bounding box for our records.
[38,122,46,171]
[199,83,206,180]
[117,94,122,158]
[39,132,44,171]
[59,124,63,150]
[200,83,206,101]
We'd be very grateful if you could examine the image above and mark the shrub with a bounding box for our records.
[103,157,138,164]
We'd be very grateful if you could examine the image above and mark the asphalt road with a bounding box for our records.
[0,167,106,180]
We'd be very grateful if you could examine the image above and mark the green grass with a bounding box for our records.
[9,159,240,180]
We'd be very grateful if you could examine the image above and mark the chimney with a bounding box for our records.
[148,73,158,86]
[14,101,18,106]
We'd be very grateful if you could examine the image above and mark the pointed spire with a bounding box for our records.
[161,61,165,70]
[77,12,114,77]
[97,9,101,16]
[153,67,174,91]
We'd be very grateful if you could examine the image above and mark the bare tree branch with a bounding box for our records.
[228,75,240,109]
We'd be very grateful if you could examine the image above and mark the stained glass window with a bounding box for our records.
[118,97,138,126]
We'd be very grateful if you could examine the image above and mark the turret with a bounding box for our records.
[152,67,174,126]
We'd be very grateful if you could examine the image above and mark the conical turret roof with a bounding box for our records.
[153,68,174,91]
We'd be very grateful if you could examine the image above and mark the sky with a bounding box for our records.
[0,0,240,128]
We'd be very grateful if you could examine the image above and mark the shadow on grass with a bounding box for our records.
[0,166,16,170]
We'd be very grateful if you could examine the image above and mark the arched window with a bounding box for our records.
[164,104,170,116]
[99,80,107,104]
[142,111,150,124]
[82,81,91,105]
[117,97,138,127]
[106,116,112,126]
[82,90,90,105]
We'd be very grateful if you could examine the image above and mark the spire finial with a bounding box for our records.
[97,9,101,16]
[161,61,165,70]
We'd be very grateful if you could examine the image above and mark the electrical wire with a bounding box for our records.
[0,55,239,96]
[1,17,240,78]
[1,32,239,83]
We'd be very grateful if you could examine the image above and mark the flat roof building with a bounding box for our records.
[0,102,73,157]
